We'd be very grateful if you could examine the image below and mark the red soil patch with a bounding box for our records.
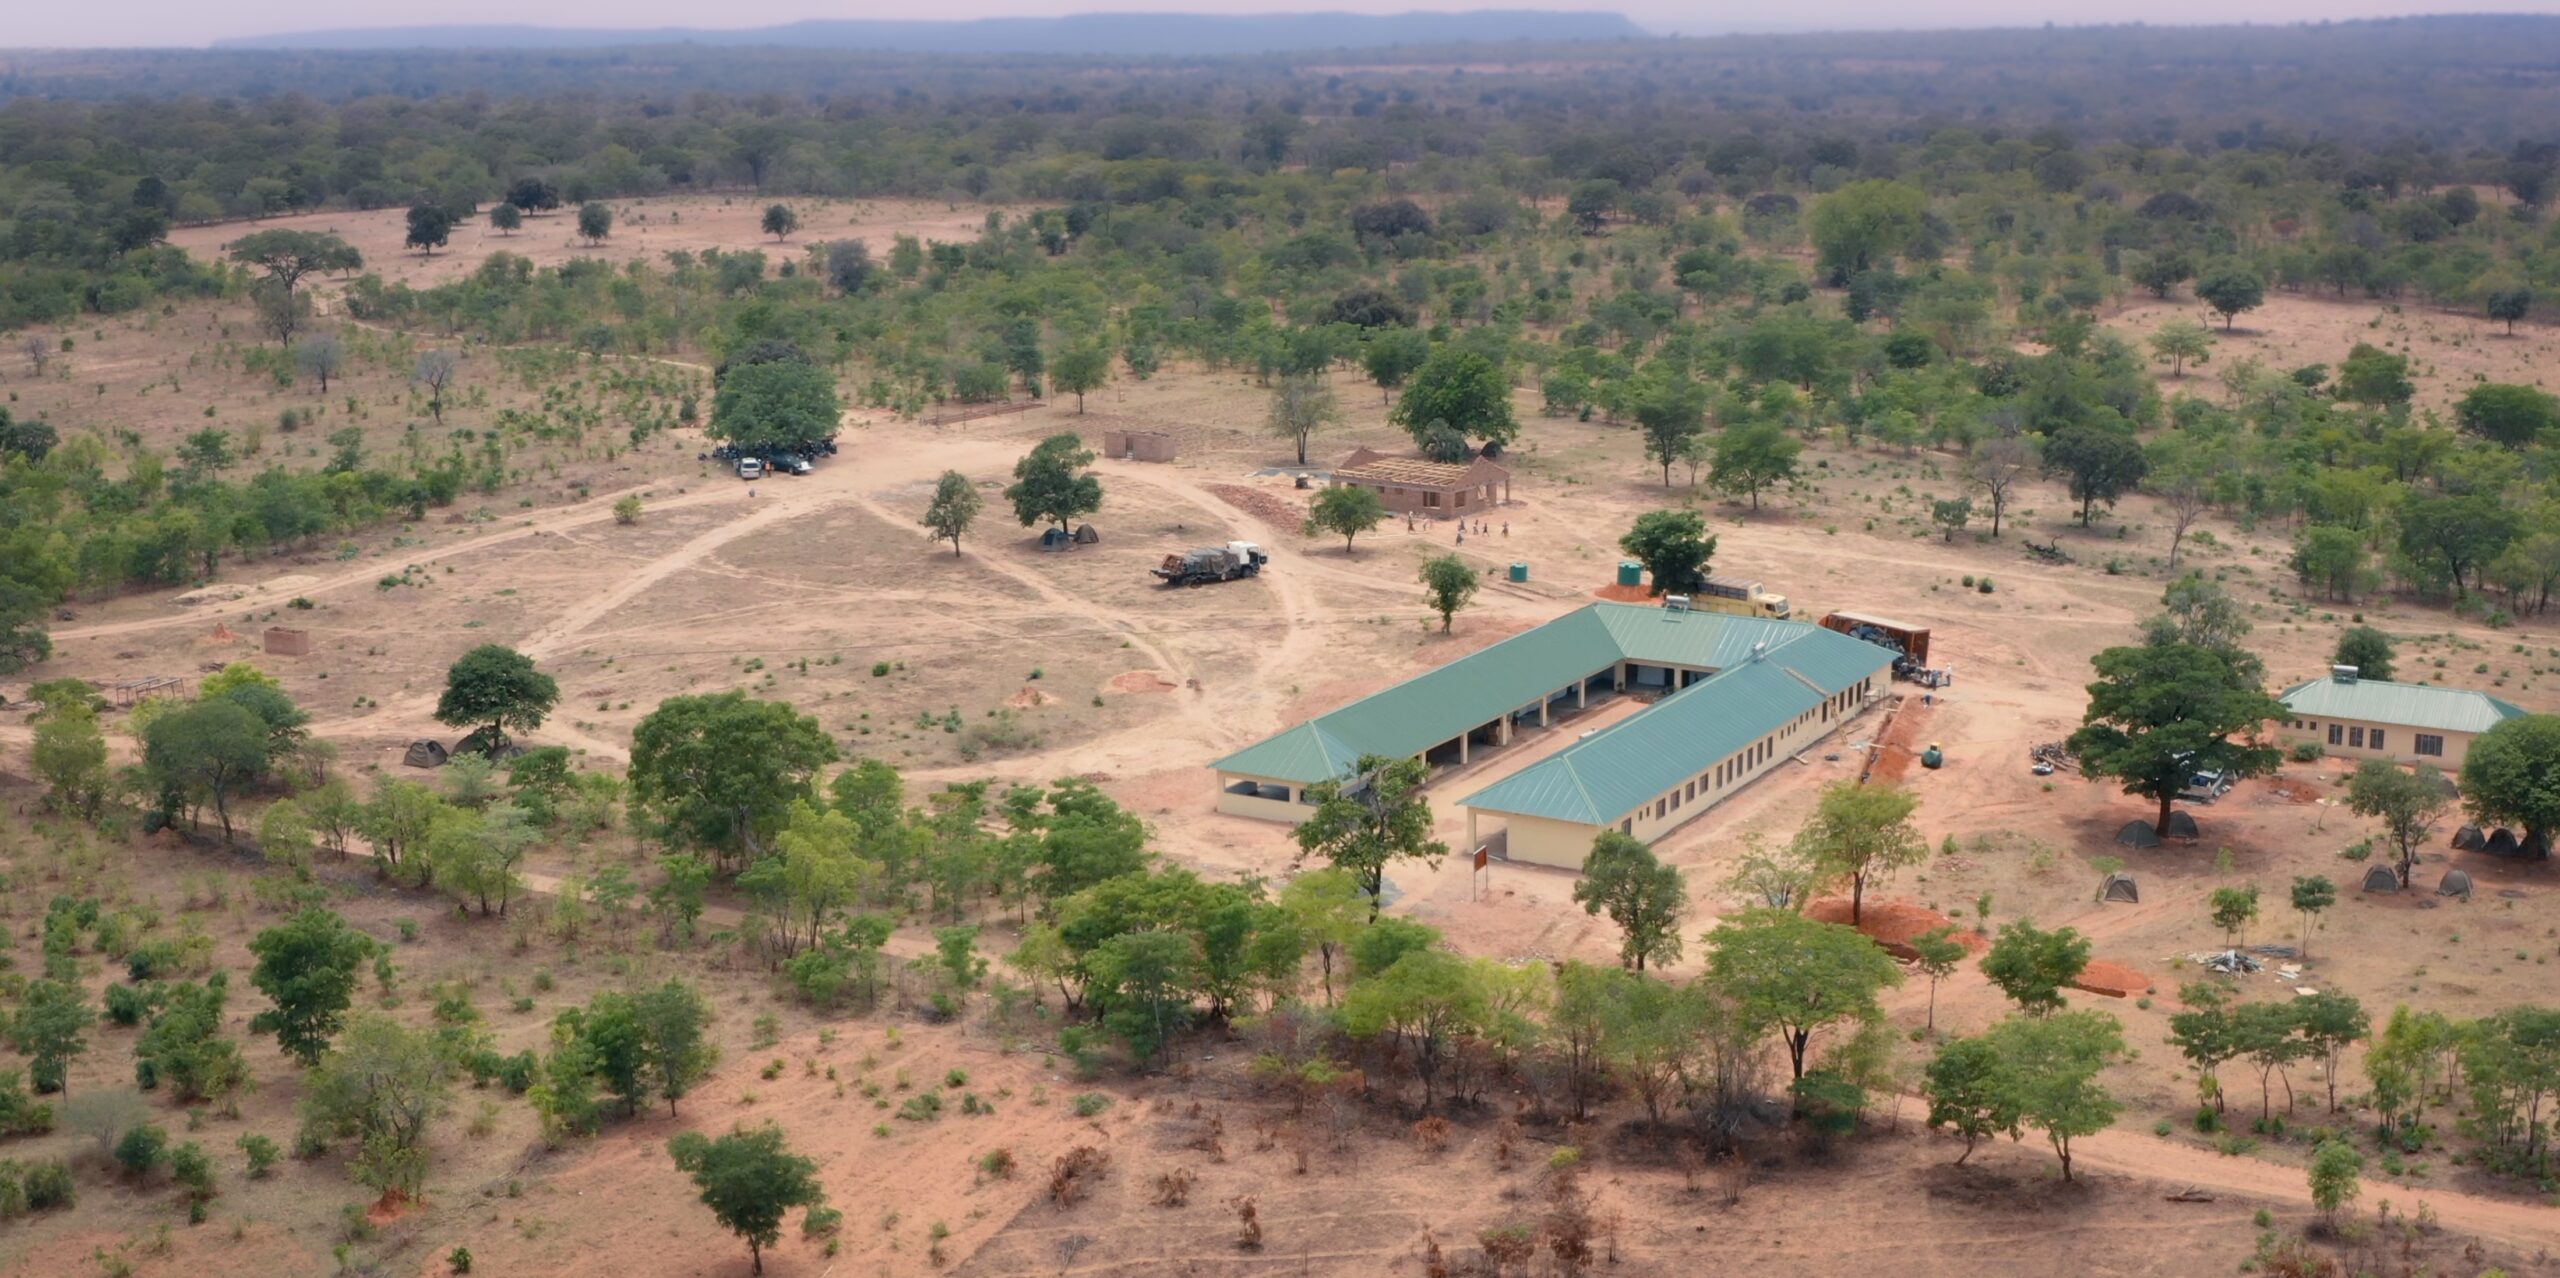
[1005,685,1059,709]
[2263,776,2325,805]
[1591,582,1654,603]
[1106,670,1179,695]
[1866,695,1933,784]
[1808,897,1987,958]
[2074,959,2156,998]
[1205,483,1307,529]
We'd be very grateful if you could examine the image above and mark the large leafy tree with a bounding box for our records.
[1634,375,1709,485]
[1362,328,1432,404]
[667,1124,825,1276]
[1975,1010,2127,1181]
[1704,908,1900,1083]
[1418,554,1479,631]
[298,1016,457,1198]
[404,202,457,255]
[628,693,839,868]
[1977,920,2092,1015]
[248,909,380,1066]
[2459,714,2560,852]
[143,699,272,844]
[1303,483,1385,554]
[1709,422,1801,511]
[9,979,94,1096]
[1809,179,1927,282]
[2195,266,2265,330]
[2067,642,2285,836]
[1004,432,1104,531]
[1390,348,1517,453]
[1293,754,1447,920]
[2332,626,2396,681]
[226,229,361,297]
[1265,371,1339,465]
[921,469,981,556]
[1051,342,1110,413]
[1790,780,1926,925]
[1922,1034,2018,1164]
[2043,423,2149,526]
[1340,949,1482,1109]
[1617,508,1715,596]
[2347,759,2454,883]
[434,644,558,752]
[1572,832,1686,972]
[710,358,839,452]
[2455,383,2560,448]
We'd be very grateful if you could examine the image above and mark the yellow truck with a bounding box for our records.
[1684,575,1792,619]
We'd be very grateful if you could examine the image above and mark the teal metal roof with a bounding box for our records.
[2278,676,2528,736]
[1460,627,1890,824]
[1211,602,1895,792]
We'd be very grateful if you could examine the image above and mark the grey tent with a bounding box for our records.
[2164,811,2201,841]
[2526,831,2551,861]
[2485,828,2522,858]
[2452,825,2486,851]
[2116,821,2162,848]
[2101,873,2140,903]
[1071,523,1100,544]
[2361,864,2402,893]
[401,739,449,769]
[2438,869,2476,899]
[1039,528,1072,550]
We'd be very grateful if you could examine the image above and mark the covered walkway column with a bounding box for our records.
[1539,694,1551,728]
[1467,809,1479,851]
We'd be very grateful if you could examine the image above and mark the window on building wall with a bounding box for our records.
[2328,724,2343,746]
[2349,726,2365,748]
[2371,730,2385,751]
[1621,818,1632,835]
[2416,734,2445,757]
[1424,492,1440,508]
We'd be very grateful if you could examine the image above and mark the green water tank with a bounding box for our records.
[1508,562,1529,583]
[1615,560,1643,587]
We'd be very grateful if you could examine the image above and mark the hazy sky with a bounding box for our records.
[14,0,2560,50]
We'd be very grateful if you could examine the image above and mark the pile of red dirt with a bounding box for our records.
[1005,686,1059,709]
[1206,483,1307,529]
[1867,696,1934,784]
[2073,959,2155,998]
[1592,583,1653,603]
[1807,897,1987,958]
[1105,670,1178,695]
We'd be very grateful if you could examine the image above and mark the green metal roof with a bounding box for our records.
[1459,627,1891,824]
[2277,675,2528,736]
[1212,602,1898,791]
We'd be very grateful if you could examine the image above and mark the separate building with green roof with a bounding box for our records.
[1210,601,1894,868]
[2275,664,2526,768]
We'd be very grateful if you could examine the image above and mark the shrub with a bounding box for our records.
[1977,577,1995,594]
[801,1204,843,1239]
[169,1141,215,1203]
[22,1159,76,1210]
[2290,741,2325,762]
[449,1247,474,1275]
[105,984,155,1027]
[612,495,643,525]
[237,1133,280,1179]
[977,1148,1016,1180]
[114,1124,169,1179]
[1071,1092,1112,1118]
[0,1071,55,1137]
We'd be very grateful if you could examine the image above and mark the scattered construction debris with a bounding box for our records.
[2164,1188,2217,1204]
[2192,950,2263,975]
[2024,538,2073,565]
[2029,741,2074,774]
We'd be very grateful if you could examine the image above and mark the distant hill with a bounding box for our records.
[211,10,1652,55]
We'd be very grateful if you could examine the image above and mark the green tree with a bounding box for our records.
[2043,423,2149,526]
[1930,497,1972,543]
[2207,884,2259,946]
[1302,483,1386,554]
[298,1015,456,1198]
[2067,643,2286,836]
[1293,754,1447,920]
[2335,343,2415,408]
[10,980,94,1096]
[920,469,981,556]
[2295,990,2368,1114]
[2291,525,2372,603]
[143,698,272,844]
[1978,920,2092,1016]
[2348,759,2454,885]
[1978,1010,2126,1182]
[248,909,379,1066]
[1923,1034,2019,1164]
[667,1124,824,1277]
[2195,267,2266,331]
[136,976,247,1103]
[2147,317,2213,378]
[1277,867,1369,1002]
[488,203,521,236]
[2486,285,2533,336]
[576,202,612,245]
[2332,626,2396,681]
[1709,422,1801,512]
[1390,348,1516,453]
[404,202,457,255]
[2454,383,2560,448]
[710,358,838,452]
[2308,1140,2364,1227]
[1634,376,1709,485]
[1617,508,1716,597]
[1911,925,1967,1036]
[760,203,798,241]
[1341,949,1482,1109]
[1265,371,1338,465]
[2168,982,2244,1112]
[1809,179,1927,282]
[226,229,362,298]
[1362,328,1431,405]
[1417,554,1479,631]
[2132,249,2194,299]
[1051,342,1110,414]
[1791,780,1927,925]
[1004,432,1103,532]
[627,693,839,869]
[31,695,110,818]
[1088,928,1197,1068]
[1704,908,1900,1083]
[1566,179,1622,234]
[2290,875,2337,960]
[434,645,557,754]
[1966,436,2035,539]
[2461,716,2560,852]
[1572,832,1686,972]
